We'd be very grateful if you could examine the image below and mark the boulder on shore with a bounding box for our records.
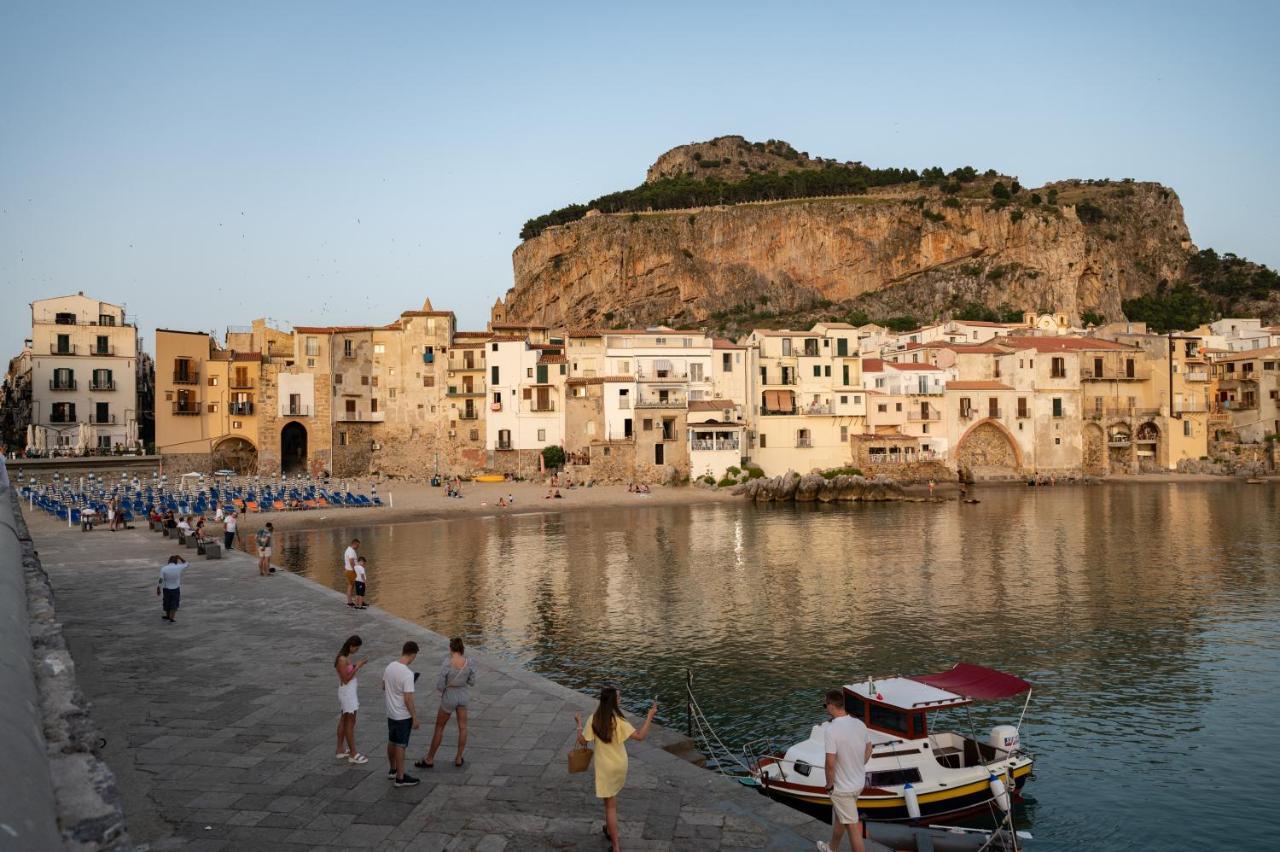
[734,471,906,503]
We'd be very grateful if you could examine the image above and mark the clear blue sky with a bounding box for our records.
[2,0,1277,354]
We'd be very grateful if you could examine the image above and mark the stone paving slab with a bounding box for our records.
[25,513,832,851]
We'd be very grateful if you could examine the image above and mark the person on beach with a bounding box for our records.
[334,635,369,764]
[817,688,872,852]
[223,510,238,551]
[256,522,275,576]
[156,555,191,623]
[343,538,360,607]
[415,637,475,769]
[382,641,421,787]
[354,556,368,609]
[575,687,657,851]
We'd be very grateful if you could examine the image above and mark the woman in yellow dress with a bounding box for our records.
[576,687,657,851]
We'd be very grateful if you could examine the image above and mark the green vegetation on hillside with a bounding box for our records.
[1122,248,1280,331]
[520,164,985,240]
[1185,248,1280,301]
[1122,284,1215,332]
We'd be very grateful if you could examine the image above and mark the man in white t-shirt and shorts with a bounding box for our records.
[343,538,360,607]
[818,688,872,852]
[382,640,420,787]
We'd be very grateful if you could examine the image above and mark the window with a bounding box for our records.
[840,395,848,404]
[339,432,348,446]
[371,399,379,413]
[526,367,534,378]
[690,363,703,382]
[989,398,999,418]
[305,336,319,356]
[781,339,792,356]
[95,335,109,354]
[895,402,902,412]
[335,373,343,385]
[1017,397,1029,418]
[388,388,397,399]
[491,366,499,384]
[497,428,512,449]
[1052,397,1063,418]
[759,433,767,448]
[1051,357,1066,378]
[55,312,76,325]
[813,365,821,378]
[343,339,354,357]
[722,353,732,371]
[1184,420,1193,437]
[55,333,71,354]
[840,425,848,442]
[853,395,861,404]
[469,429,479,441]
[423,375,435,387]
[98,314,115,326]
[371,376,379,387]
[537,429,546,442]
[491,343,498,352]
[642,418,653,431]
[877,403,888,413]
[492,392,501,403]
[960,397,972,418]
[361,375,369,385]
[824,365,831,377]
[346,399,356,414]
[373,343,385,354]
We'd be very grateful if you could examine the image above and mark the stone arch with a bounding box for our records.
[1107,422,1134,474]
[280,422,308,475]
[1135,421,1161,472]
[212,437,258,475]
[1082,423,1107,476]
[955,419,1022,478]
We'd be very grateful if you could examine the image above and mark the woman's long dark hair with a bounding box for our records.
[591,686,624,743]
[335,635,362,667]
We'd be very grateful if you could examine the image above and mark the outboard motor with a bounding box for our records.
[990,725,1020,753]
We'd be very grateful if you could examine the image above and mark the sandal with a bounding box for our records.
[347,753,369,765]
[454,757,465,768]
[413,758,434,769]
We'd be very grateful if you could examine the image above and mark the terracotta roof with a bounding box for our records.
[1003,336,1136,352]
[946,381,1014,390]
[491,322,548,330]
[713,338,745,349]
[601,375,636,383]
[688,399,736,412]
[294,325,380,334]
[1213,345,1280,362]
[449,341,485,349]
[886,362,946,371]
[452,331,492,338]
[954,320,1024,327]
[232,352,263,362]
[538,354,567,364]
[399,310,454,318]
[487,335,525,343]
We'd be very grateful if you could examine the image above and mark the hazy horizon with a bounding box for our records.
[3,1,1278,356]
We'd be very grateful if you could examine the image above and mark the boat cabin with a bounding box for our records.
[843,663,1032,741]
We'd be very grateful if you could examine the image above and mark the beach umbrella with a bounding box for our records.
[25,424,34,452]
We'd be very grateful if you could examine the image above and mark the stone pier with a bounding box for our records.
[22,510,832,851]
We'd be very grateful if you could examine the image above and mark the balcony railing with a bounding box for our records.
[635,395,685,408]
[447,382,486,396]
[285,405,314,417]
[798,403,834,415]
[450,361,483,371]
[90,413,116,425]
[89,344,115,356]
[50,343,76,355]
[795,437,813,448]
[49,379,78,391]
[458,409,480,420]
[1219,398,1257,411]
[1081,368,1150,381]
[89,380,117,391]
[909,409,943,421]
[229,377,254,390]
[1086,406,1162,420]
[762,374,799,386]
[230,402,255,416]
[690,439,741,452]
[172,402,201,416]
[496,440,513,451]
[49,413,77,424]
[1184,370,1210,382]
[530,402,557,413]
[335,409,384,421]
[1173,401,1208,413]
[986,408,1003,419]
[636,370,689,381]
[172,370,199,385]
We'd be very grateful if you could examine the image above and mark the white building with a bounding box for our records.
[29,293,139,452]
[485,337,565,452]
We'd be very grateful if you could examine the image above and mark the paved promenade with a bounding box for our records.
[26,512,829,851]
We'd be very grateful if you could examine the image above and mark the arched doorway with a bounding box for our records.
[1107,424,1133,474]
[281,422,308,474]
[955,420,1021,479]
[212,437,258,475]
[1082,423,1107,476]
[1136,421,1161,472]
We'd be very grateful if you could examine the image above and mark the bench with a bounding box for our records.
[202,542,222,559]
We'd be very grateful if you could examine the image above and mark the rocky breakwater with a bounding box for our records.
[734,470,907,503]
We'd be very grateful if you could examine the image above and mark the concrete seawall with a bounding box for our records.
[0,488,129,851]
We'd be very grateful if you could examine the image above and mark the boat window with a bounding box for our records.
[867,768,922,788]
[793,759,812,777]
[844,693,866,720]
[869,703,910,735]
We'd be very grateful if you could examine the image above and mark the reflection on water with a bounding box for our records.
[277,484,1280,850]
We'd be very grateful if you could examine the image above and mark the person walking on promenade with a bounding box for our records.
[334,635,369,764]
[343,538,360,607]
[574,687,657,851]
[223,510,238,551]
[817,688,872,852]
[156,555,191,623]
[382,641,420,786]
[415,637,475,769]
[353,556,369,609]
[256,522,275,576]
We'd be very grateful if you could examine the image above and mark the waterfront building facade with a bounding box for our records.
[1211,346,1280,442]
[29,294,140,453]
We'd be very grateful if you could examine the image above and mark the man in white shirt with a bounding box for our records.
[343,538,360,607]
[156,555,192,622]
[223,511,238,551]
[382,641,420,786]
[818,689,872,852]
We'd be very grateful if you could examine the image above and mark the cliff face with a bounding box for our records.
[504,181,1194,329]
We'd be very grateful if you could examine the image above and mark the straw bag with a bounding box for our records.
[567,745,593,774]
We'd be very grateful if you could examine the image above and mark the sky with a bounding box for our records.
[2,1,1278,355]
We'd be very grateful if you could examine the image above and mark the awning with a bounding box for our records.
[910,663,1031,701]
[764,390,795,412]
[654,359,674,372]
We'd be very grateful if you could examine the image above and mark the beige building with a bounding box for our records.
[29,293,140,453]
[1212,346,1280,443]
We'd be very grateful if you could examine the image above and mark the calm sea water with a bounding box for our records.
[274,484,1280,850]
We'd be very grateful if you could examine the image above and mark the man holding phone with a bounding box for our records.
[382,641,420,787]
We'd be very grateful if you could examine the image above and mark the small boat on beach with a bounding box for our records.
[747,663,1034,823]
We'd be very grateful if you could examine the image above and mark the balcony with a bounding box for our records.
[172,370,199,385]
[336,409,384,421]
[230,402,255,416]
[49,379,78,391]
[635,395,685,408]
[90,380,117,391]
[49,412,77,424]
[530,402,557,413]
[762,374,799,386]
[286,404,315,417]
[909,408,943,421]
[1220,398,1257,411]
[795,437,813,448]
[229,377,255,390]
[1086,406,1162,420]
[447,382,486,397]
[458,409,480,420]
[49,343,76,355]
[496,440,513,451]
[172,402,201,416]
[450,360,483,371]
[636,370,689,382]
[1081,367,1150,381]
[1173,401,1208,414]
[986,408,1003,419]
[1184,370,1210,382]
[690,439,741,452]
[89,344,115,356]
[90,413,116,425]
[798,403,834,416]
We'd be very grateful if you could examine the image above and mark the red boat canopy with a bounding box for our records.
[909,663,1031,701]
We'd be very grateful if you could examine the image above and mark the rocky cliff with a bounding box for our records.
[499,138,1219,331]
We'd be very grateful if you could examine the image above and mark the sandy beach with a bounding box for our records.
[243,480,742,533]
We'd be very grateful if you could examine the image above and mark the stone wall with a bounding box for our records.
[859,460,955,485]
[332,422,374,477]
[157,452,214,475]
[488,449,545,479]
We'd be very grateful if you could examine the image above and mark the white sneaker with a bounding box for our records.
[347,753,369,765]
[816,843,832,852]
